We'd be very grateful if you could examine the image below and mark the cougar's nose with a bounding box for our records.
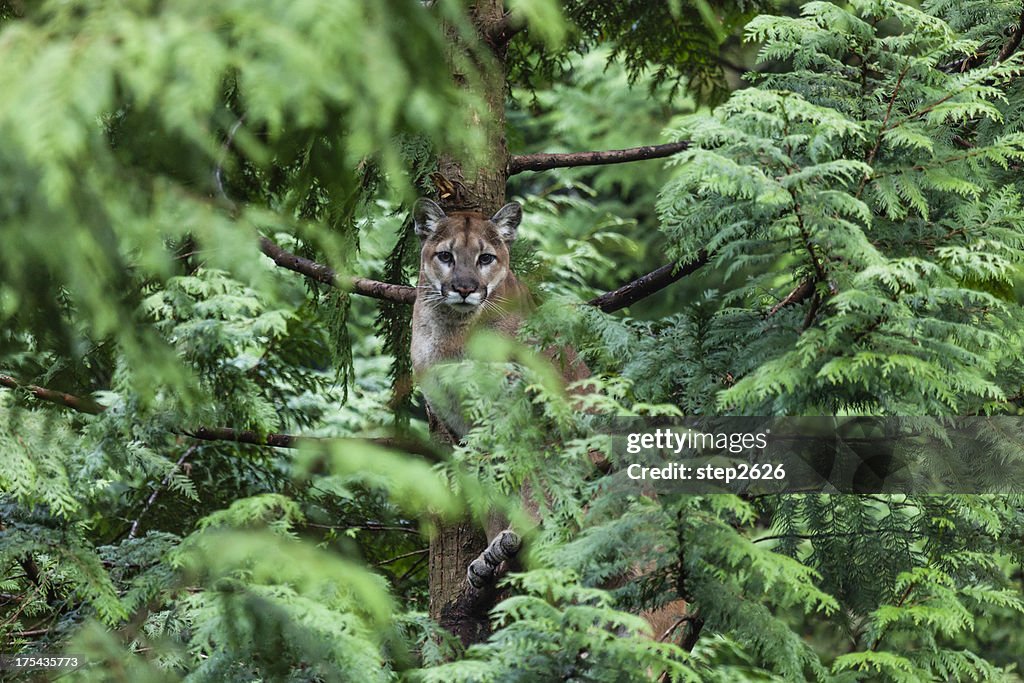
[453,284,477,299]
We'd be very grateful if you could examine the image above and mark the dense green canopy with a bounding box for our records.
[2,0,1023,681]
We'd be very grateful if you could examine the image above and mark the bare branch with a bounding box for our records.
[658,615,691,643]
[262,236,705,311]
[302,522,419,533]
[508,141,690,175]
[0,520,60,605]
[258,237,416,304]
[0,374,103,414]
[588,253,708,313]
[190,427,442,460]
[945,50,991,74]
[187,426,298,448]
[374,548,428,567]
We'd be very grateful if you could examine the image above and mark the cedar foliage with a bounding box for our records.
[1,1,1023,681]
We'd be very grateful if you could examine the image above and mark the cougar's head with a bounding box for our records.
[413,198,522,314]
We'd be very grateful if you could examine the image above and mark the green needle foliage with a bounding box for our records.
[649,0,1024,416]
[0,0,484,394]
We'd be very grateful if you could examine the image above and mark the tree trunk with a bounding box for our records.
[427,0,511,648]
[433,1,509,215]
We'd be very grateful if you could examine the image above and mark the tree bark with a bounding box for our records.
[427,0,512,648]
[508,141,690,175]
[433,1,510,215]
[430,516,492,646]
[588,253,708,313]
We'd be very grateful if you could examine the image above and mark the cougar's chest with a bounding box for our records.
[410,305,471,374]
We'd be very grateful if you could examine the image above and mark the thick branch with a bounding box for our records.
[485,10,525,48]
[263,237,705,312]
[508,141,690,175]
[681,616,704,652]
[258,237,416,304]
[588,253,708,313]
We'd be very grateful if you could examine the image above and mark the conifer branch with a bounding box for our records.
[791,201,827,284]
[587,253,708,312]
[507,141,690,175]
[858,64,912,198]
[870,582,915,651]
[262,238,705,311]
[0,374,104,414]
[894,47,1023,131]
[768,279,815,316]
[0,374,302,446]
[0,374,441,458]
[128,445,198,539]
[259,237,417,304]
[754,529,923,544]
[996,8,1024,63]
[0,520,61,606]
[943,7,1024,71]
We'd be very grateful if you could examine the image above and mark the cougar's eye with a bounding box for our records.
[478,254,496,266]
[435,251,453,264]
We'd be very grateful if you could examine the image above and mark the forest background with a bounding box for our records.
[1,0,1024,680]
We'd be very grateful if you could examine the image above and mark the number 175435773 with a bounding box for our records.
[0,655,83,670]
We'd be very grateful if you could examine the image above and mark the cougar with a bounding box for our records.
[409,197,534,436]
[409,198,690,642]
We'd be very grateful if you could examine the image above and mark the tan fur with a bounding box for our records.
[411,199,590,404]
[410,200,532,438]
[410,210,529,376]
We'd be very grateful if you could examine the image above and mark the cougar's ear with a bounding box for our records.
[413,198,446,240]
[490,202,522,242]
